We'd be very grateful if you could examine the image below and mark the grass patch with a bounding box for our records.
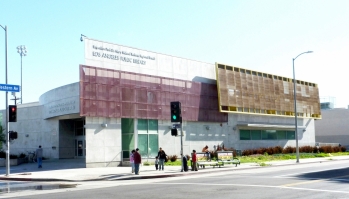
[258,162,271,166]
[236,152,349,163]
[159,152,349,166]
[143,161,151,166]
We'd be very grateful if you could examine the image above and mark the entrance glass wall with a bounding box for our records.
[121,118,135,159]
[74,119,85,158]
[121,118,159,159]
[137,119,158,158]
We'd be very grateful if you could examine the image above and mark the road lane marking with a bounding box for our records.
[281,179,325,187]
[274,166,349,178]
[153,182,349,194]
[281,174,349,187]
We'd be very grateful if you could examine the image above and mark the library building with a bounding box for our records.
[1,38,321,167]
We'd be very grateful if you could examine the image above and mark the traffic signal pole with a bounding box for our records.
[180,121,183,172]
[170,101,184,172]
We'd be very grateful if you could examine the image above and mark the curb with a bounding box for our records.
[1,158,348,182]
[0,176,75,182]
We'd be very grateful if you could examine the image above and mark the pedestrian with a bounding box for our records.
[36,145,43,168]
[192,150,198,171]
[157,147,167,171]
[202,145,211,161]
[130,149,135,173]
[155,156,159,170]
[134,148,141,175]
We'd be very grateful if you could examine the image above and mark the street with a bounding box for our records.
[1,160,349,199]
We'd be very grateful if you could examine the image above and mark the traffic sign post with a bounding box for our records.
[0,84,20,92]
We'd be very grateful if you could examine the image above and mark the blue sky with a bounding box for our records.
[0,0,349,110]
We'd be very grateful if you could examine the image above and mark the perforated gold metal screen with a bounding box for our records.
[216,63,321,119]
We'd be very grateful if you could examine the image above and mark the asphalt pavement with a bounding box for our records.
[0,156,348,182]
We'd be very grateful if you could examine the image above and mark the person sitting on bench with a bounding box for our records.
[202,145,211,161]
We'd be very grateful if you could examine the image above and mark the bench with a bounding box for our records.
[217,151,240,167]
[192,152,219,169]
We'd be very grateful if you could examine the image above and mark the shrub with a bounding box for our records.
[239,145,349,157]
[19,153,26,158]
[10,154,18,159]
[255,148,265,155]
[299,146,315,153]
[242,149,253,156]
[169,155,177,162]
[332,146,341,153]
[341,146,347,152]
[272,146,283,154]
[0,150,5,158]
[143,161,151,166]
[266,147,275,155]
[283,146,295,154]
[319,146,332,153]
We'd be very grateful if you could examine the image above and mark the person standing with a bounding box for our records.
[130,149,135,173]
[134,148,141,175]
[36,145,43,168]
[157,147,167,171]
[192,150,198,171]
[155,156,159,170]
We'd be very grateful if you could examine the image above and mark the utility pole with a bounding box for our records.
[1,24,10,176]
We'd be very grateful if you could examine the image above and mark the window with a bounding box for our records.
[138,119,158,158]
[262,130,277,140]
[287,131,295,140]
[277,131,286,140]
[240,129,296,141]
[251,130,261,140]
[121,118,135,158]
[240,130,251,140]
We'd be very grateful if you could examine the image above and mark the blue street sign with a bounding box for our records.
[0,84,20,92]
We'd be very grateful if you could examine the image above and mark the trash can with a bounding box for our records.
[183,156,188,172]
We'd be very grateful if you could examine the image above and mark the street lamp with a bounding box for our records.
[293,51,313,163]
[17,45,27,104]
[1,24,9,176]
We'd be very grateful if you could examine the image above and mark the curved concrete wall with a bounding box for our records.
[39,82,80,119]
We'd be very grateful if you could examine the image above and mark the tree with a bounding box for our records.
[0,124,5,147]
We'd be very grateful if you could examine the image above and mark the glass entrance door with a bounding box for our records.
[75,139,85,158]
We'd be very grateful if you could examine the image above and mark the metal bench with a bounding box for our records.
[217,151,240,167]
[192,152,219,169]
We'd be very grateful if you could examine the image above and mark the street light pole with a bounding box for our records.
[1,24,10,176]
[17,45,27,104]
[293,51,313,163]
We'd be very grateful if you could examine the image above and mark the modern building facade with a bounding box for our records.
[1,38,321,167]
[315,108,349,147]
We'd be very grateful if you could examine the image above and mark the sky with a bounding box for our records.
[0,0,349,110]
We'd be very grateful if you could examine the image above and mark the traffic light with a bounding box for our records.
[171,128,178,136]
[9,105,17,122]
[9,131,18,140]
[170,101,181,123]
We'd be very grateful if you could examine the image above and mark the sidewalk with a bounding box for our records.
[1,156,348,182]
